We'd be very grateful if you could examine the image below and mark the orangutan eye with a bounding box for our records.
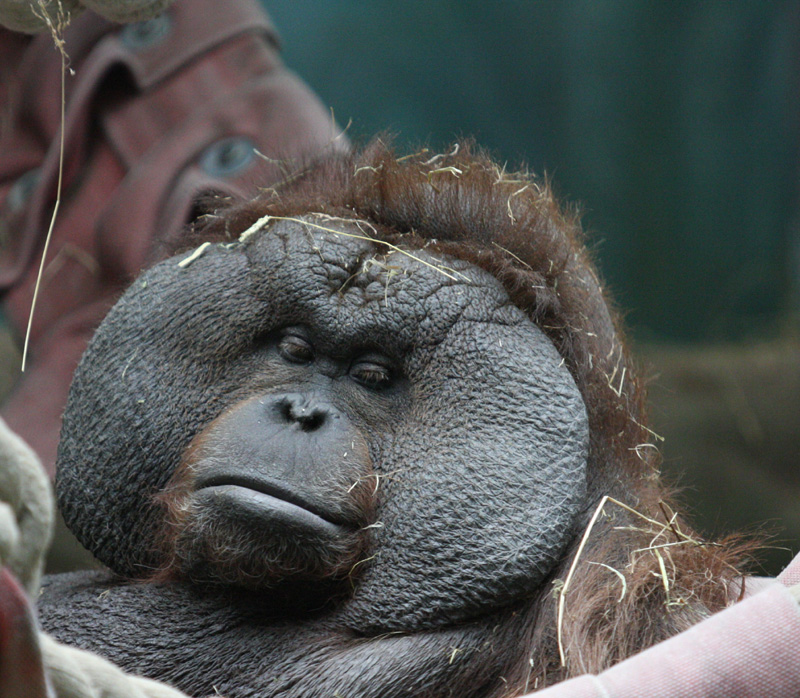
[350,359,393,389]
[278,334,314,364]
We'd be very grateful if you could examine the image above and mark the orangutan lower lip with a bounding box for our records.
[196,474,346,526]
[196,485,347,539]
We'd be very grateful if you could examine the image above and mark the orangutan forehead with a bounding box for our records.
[246,212,477,279]
[242,213,526,330]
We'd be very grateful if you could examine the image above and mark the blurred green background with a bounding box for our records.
[264,0,800,572]
[269,0,800,342]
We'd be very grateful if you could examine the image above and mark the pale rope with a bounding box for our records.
[41,635,191,698]
[0,418,194,698]
[0,417,53,596]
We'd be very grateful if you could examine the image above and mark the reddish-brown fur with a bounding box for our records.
[181,140,751,692]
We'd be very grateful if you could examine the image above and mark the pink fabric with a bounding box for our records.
[778,555,800,587]
[532,551,800,697]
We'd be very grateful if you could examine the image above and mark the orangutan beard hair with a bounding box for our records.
[151,459,376,592]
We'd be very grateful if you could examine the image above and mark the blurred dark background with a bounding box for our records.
[264,0,800,573]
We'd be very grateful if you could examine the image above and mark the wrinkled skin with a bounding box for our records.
[40,215,589,697]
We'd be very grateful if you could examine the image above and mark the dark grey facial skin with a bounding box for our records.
[44,215,589,696]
